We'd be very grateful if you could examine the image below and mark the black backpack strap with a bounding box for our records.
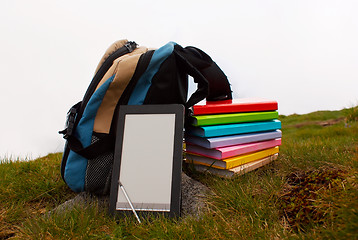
[174,45,232,108]
[66,134,114,159]
[174,46,208,108]
[184,46,232,101]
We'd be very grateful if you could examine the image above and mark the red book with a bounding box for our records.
[191,98,278,115]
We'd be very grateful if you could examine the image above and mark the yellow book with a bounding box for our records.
[185,146,279,169]
[193,154,278,178]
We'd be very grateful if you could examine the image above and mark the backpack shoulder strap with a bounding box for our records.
[174,45,232,108]
[187,47,232,101]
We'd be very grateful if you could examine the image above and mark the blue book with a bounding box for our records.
[186,120,281,138]
[185,130,282,149]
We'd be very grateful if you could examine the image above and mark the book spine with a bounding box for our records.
[225,146,279,169]
[193,102,278,115]
[193,111,278,126]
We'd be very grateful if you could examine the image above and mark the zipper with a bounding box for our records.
[77,41,137,123]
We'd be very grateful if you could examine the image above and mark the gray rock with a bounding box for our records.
[54,172,211,218]
[180,172,211,217]
[53,192,109,213]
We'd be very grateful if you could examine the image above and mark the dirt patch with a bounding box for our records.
[277,166,346,231]
[290,117,345,128]
[317,117,345,127]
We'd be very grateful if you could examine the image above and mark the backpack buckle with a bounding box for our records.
[64,107,77,138]
[59,102,81,139]
[124,41,137,53]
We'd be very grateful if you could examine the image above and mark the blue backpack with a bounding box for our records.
[59,40,232,195]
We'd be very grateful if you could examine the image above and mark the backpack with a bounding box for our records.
[59,39,232,195]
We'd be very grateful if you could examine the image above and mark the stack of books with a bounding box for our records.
[184,98,282,178]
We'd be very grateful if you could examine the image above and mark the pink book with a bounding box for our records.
[186,138,281,160]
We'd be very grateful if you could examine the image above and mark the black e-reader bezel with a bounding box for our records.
[109,104,184,218]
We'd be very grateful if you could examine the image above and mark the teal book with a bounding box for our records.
[186,120,281,138]
[191,111,278,126]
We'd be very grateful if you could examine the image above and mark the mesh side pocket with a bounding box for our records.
[85,135,114,195]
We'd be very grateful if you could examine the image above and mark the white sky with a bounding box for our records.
[1,0,357,159]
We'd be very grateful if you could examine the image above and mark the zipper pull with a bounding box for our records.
[124,41,137,53]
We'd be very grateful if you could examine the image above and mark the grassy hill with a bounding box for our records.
[1,107,357,239]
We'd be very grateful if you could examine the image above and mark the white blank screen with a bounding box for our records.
[116,114,176,211]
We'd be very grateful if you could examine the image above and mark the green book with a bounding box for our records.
[190,111,279,126]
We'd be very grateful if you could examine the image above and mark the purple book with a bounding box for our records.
[185,130,282,149]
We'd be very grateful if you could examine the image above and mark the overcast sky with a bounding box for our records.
[1,0,357,159]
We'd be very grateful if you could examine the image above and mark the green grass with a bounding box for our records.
[0,154,77,239]
[344,105,358,123]
[279,110,343,125]
[1,108,357,239]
